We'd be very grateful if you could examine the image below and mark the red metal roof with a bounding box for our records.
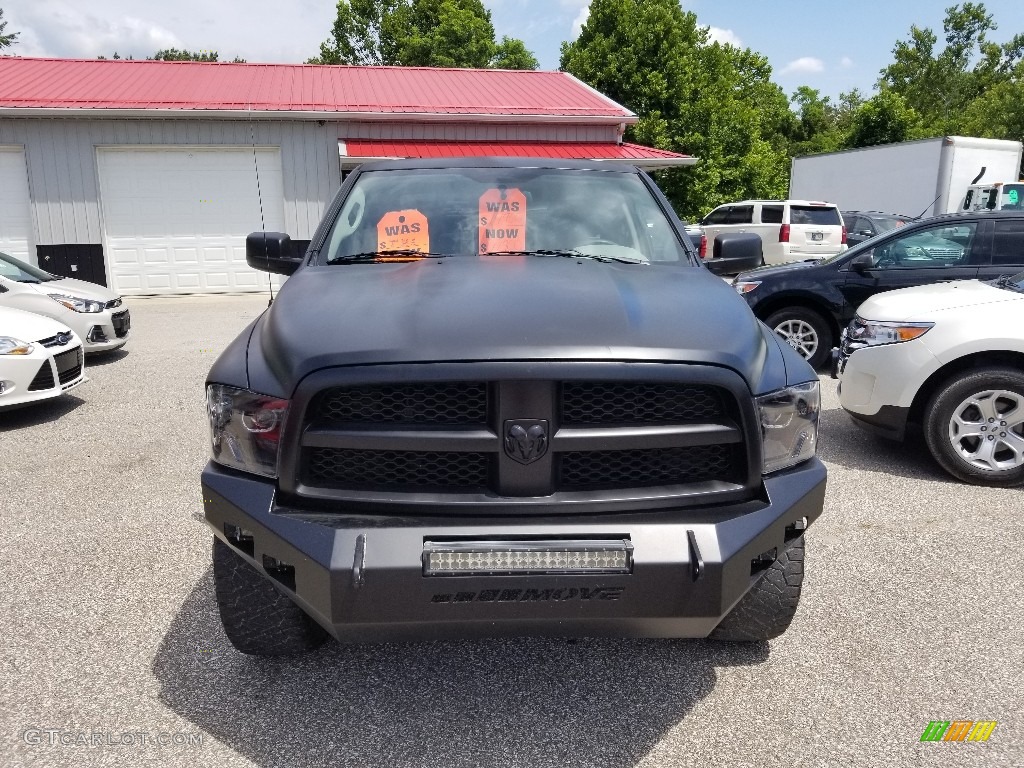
[341,140,694,167]
[0,57,633,120]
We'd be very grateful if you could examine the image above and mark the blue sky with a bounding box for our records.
[5,0,1024,104]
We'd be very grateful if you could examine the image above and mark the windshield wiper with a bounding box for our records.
[484,249,646,264]
[325,250,449,265]
[992,273,1024,292]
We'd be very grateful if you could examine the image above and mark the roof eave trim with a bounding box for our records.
[0,107,638,124]
[339,154,697,168]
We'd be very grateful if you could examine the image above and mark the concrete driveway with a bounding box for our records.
[1,295,1021,767]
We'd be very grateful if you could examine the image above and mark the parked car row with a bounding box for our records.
[0,251,129,411]
[726,209,1024,487]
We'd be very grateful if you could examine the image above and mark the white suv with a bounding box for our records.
[835,271,1024,487]
[700,200,847,266]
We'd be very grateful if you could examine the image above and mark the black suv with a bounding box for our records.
[733,211,1024,368]
[841,211,913,248]
[202,158,826,656]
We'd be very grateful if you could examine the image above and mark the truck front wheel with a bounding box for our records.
[212,537,329,656]
[709,537,804,642]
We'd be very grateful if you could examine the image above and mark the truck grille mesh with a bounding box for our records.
[307,449,489,491]
[560,445,736,490]
[316,382,487,425]
[298,378,748,503]
[561,382,724,424]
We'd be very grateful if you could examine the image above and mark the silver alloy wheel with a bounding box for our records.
[947,389,1024,472]
[772,319,818,360]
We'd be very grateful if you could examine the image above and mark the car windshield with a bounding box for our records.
[319,167,691,265]
[0,251,57,283]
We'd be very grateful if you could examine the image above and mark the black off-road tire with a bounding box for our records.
[212,537,329,656]
[709,537,804,642]
[765,307,833,370]
[923,367,1024,488]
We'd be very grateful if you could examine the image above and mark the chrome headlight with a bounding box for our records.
[48,294,105,313]
[733,280,761,295]
[757,381,819,474]
[0,336,35,355]
[848,318,933,346]
[207,384,289,478]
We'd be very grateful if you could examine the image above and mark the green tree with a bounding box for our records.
[1,8,19,49]
[847,90,924,147]
[150,49,246,62]
[560,0,789,217]
[309,0,536,69]
[879,2,1023,133]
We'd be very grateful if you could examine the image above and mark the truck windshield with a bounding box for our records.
[319,168,690,264]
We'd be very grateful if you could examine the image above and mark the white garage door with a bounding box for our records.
[98,147,286,295]
[0,147,33,263]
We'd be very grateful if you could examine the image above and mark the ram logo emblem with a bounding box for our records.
[503,419,549,464]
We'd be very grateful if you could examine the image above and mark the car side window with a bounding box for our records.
[869,222,977,269]
[991,219,1024,266]
[726,205,753,224]
[703,207,730,225]
[760,205,783,224]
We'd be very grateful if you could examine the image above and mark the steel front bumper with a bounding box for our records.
[202,459,827,643]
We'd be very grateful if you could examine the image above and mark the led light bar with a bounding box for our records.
[422,539,633,576]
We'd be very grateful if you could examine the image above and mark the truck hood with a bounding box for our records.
[857,279,1024,321]
[255,258,771,391]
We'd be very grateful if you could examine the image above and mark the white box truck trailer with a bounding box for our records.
[789,136,1023,218]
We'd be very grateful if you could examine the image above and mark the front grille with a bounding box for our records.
[560,445,738,490]
[296,376,750,508]
[55,348,83,385]
[27,362,55,392]
[306,448,489,491]
[111,310,130,338]
[316,382,487,425]
[37,333,72,348]
[561,382,724,424]
[106,298,123,309]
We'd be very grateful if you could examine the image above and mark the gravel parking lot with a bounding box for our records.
[1,295,1021,767]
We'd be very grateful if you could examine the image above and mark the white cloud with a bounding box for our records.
[705,26,743,48]
[839,56,854,68]
[780,56,825,75]
[10,2,181,59]
[571,2,590,37]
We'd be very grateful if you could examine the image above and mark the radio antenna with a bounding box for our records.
[249,104,273,307]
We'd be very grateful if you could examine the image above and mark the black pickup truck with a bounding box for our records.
[202,159,826,655]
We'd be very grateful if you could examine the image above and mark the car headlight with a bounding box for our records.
[207,384,289,478]
[757,381,819,474]
[0,336,35,355]
[848,318,933,346]
[733,280,761,295]
[48,294,105,313]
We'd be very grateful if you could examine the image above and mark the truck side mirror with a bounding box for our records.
[246,232,301,276]
[704,232,763,275]
[849,253,873,274]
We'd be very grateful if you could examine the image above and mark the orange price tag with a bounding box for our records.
[479,188,527,255]
[377,210,430,254]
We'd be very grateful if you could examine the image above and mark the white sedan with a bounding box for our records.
[0,251,130,354]
[0,306,86,410]
[835,272,1024,487]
